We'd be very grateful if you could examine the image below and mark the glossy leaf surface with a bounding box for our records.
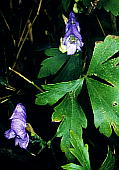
[86,35,119,137]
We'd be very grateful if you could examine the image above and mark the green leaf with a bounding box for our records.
[87,35,119,78]
[99,147,115,170]
[86,77,119,137]
[62,163,85,170]
[35,78,84,106]
[38,48,69,78]
[35,78,86,159]
[52,89,87,159]
[44,48,62,56]
[69,130,91,170]
[103,0,119,16]
[38,48,83,82]
[54,53,83,82]
[86,35,119,137]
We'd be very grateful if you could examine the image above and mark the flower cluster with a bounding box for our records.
[4,103,29,149]
[59,12,84,55]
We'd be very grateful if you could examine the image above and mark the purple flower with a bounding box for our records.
[62,12,84,55]
[4,103,29,149]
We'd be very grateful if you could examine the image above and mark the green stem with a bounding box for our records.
[9,67,44,92]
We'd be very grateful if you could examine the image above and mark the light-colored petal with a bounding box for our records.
[4,129,16,139]
[67,42,77,55]
[15,133,29,149]
[11,119,27,139]
[10,103,26,122]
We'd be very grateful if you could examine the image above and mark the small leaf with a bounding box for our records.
[35,78,84,106]
[99,147,115,170]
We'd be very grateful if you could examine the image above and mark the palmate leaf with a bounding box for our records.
[54,53,83,82]
[86,35,119,137]
[35,78,87,159]
[38,48,69,79]
[38,48,83,82]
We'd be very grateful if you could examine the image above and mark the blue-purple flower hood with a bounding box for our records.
[4,103,29,149]
[62,12,84,55]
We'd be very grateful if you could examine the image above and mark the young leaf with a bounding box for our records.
[35,78,84,106]
[99,147,115,170]
[69,130,91,170]
[62,163,85,170]
[86,35,119,137]
[52,89,87,159]
[38,48,69,78]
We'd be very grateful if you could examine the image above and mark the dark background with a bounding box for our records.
[0,0,119,169]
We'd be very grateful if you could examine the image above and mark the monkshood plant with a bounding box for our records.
[35,11,119,169]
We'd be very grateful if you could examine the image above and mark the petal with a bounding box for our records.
[76,39,84,50]
[64,25,83,45]
[10,103,26,122]
[15,134,29,149]
[10,103,26,119]
[11,119,27,139]
[4,129,16,139]
[66,42,77,55]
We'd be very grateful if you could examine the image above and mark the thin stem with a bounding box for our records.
[18,9,33,47]
[9,67,44,92]
[96,15,106,37]
[0,95,12,103]
[32,0,43,25]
